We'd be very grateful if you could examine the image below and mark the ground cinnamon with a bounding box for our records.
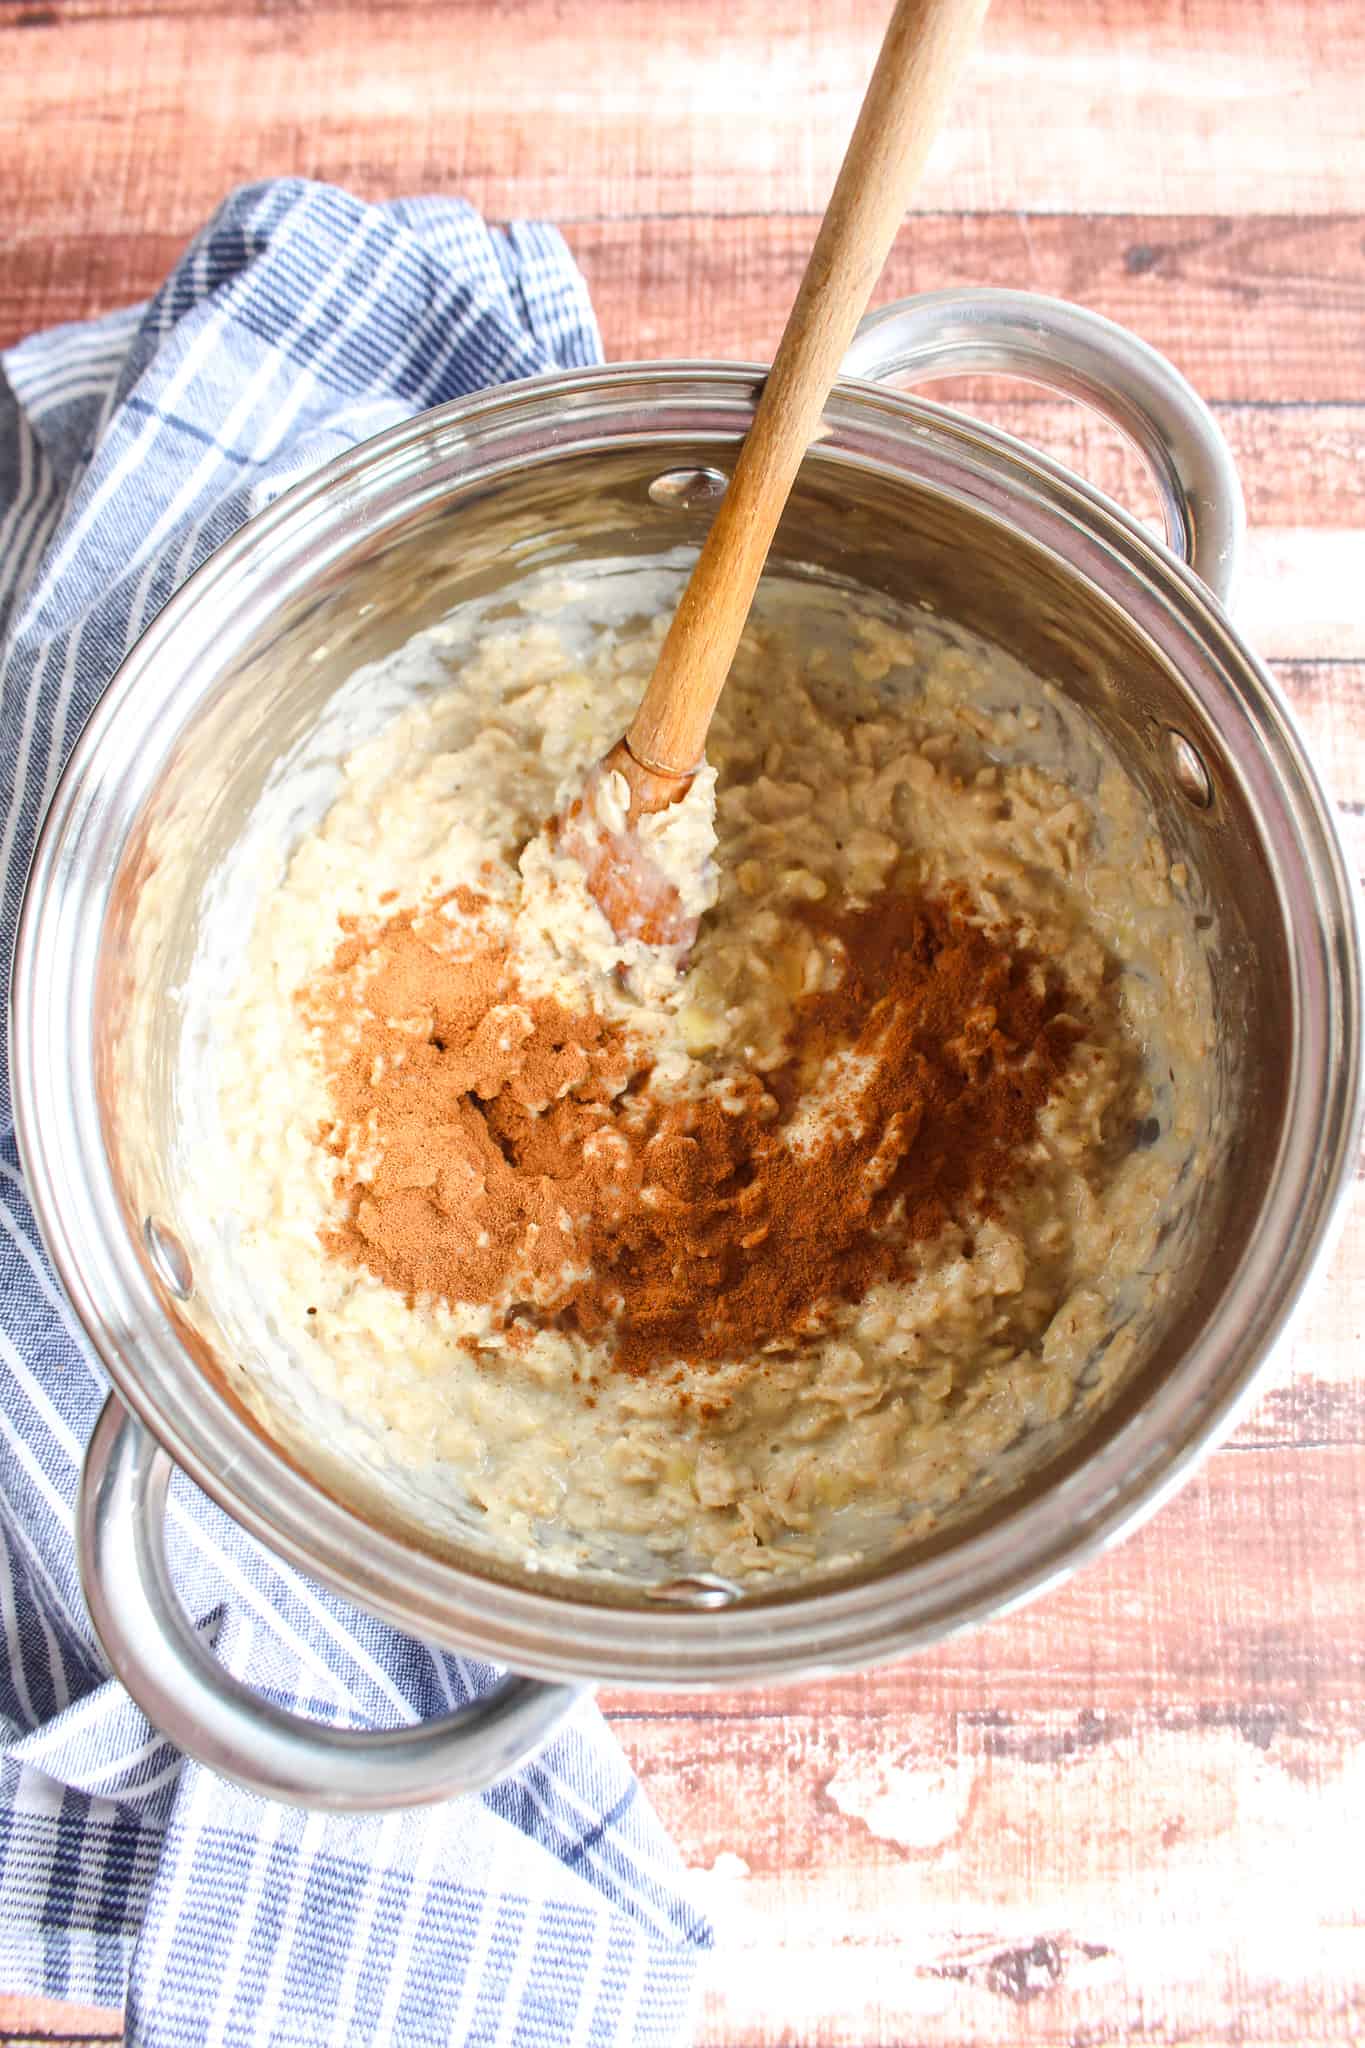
[303,884,1082,1373]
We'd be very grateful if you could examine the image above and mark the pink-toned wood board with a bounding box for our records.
[3,0,1363,2039]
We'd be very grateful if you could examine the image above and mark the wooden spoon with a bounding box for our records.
[558,0,989,951]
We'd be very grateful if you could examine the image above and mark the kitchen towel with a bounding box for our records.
[0,179,712,2048]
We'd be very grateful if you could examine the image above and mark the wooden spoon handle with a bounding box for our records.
[625,0,989,782]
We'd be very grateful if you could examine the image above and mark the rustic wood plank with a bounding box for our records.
[1233,1371,1365,1451]
[659,1702,1365,2045]
[564,215,1365,405]
[0,2035,119,2046]
[1225,1197,1365,1449]
[1,0,1361,221]
[0,1996,119,2039]
[7,0,1365,2041]
[602,1447,1365,2040]
[12,0,1361,26]
[7,214,1365,412]
[1240,532,1364,660]
[601,1451,1365,2041]
[1281,661,1365,852]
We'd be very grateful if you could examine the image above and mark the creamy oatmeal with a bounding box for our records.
[188,582,1213,1583]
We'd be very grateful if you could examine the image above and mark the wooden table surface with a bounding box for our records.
[4,1,1364,2042]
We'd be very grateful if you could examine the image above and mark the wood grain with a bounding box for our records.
[2,0,1362,222]
[604,1438,1365,2041]
[0,1995,119,2040]
[5,0,1365,2042]
[564,214,1365,403]
[7,213,1365,406]
[673,1707,1365,2045]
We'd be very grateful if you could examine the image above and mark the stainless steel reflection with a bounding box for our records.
[12,296,1362,1789]
[80,1400,581,1809]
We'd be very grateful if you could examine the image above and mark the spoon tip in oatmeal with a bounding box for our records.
[552,737,700,952]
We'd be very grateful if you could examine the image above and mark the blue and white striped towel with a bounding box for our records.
[0,180,712,2046]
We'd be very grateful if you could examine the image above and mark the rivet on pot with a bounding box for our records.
[646,1573,741,1610]
[144,1217,193,1301]
[647,467,729,512]
[1164,727,1214,809]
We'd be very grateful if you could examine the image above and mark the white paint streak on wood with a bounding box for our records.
[675,1716,1365,2045]
[1240,531,1365,659]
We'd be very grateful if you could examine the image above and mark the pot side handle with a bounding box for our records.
[841,287,1245,608]
[77,1394,582,1810]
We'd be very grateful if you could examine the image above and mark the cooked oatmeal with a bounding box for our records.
[191,585,1213,1583]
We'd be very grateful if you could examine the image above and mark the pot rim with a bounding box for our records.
[13,357,1364,1685]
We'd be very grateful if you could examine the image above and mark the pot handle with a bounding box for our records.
[841,287,1245,607]
[77,1394,581,1810]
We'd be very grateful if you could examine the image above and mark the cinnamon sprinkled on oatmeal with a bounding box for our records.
[304,882,1083,1371]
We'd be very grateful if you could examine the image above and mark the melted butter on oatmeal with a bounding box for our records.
[196,588,1215,1582]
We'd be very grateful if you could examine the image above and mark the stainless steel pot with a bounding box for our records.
[13,290,1362,1810]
